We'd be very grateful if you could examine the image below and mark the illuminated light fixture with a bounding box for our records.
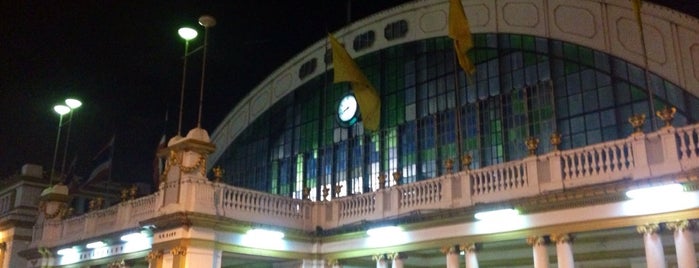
[85,241,106,249]
[366,226,402,237]
[474,208,519,221]
[65,98,82,109]
[57,247,77,255]
[178,27,198,41]
[120,232,146,242]
[626,183,684,199]
[247,228,284,240]
[54,105,71,115]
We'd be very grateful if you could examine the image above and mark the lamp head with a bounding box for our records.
[198,15,216,28]
[54,105,70,115]
[178,27,198,41]
[65,98,82,109]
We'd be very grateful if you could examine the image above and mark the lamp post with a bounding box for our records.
[196,15,216,128]
[60,98,82,179]
[177,27,198,136]
[50,104,71,186]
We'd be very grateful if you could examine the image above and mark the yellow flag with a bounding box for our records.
[632,0,642,30]
[448,0,476,75]
[328,34,381,131]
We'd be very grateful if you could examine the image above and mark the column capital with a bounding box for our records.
[440,245,459,255]
[372,253,387,261]
[388,252,407,260]
[459,243,478,252]
[170,245,187,256]
[665,219,693,232]
[526,236,547,246]
[146,249,163,262]
[550,233,574,244]
[636,223,661,235]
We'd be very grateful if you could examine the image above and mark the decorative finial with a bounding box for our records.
[525,136,540,156]
[550,132,561,151]
[628,113,646,134]
[655,106,676,128]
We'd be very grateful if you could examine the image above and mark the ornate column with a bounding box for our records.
[169,245,221,268]
[170,246,187,268]
[146,249,163,268]
[665,220,696,268]
[389,252,407,268]
[0,242,6,268]
[372,254,388,268]
[637,223,666,268]
[441,245,460,268]
[527,236,549,268]
[327,259,342,268]
[460,243,479,268]
[550,233,574,268]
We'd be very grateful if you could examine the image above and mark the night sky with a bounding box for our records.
[1,1,697,186]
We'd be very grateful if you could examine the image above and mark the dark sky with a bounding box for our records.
[1,1,697,185]
[0,0,409,184]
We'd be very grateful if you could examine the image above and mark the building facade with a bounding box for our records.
[13,0,699,267]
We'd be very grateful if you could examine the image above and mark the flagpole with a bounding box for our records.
[635,0,657,130]
[451,50,464,171]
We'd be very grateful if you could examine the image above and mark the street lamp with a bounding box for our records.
[60,98,82,178]
[50,104,71,186]
[196,15,216,128]
[176,27,198,136]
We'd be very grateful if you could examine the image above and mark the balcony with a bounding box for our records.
[30,123,699,249]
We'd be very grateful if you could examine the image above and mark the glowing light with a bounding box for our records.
[366,226,402,237]
[241,229,286,250]
[65,98,82,109]
[58,247,80,265]
[56,247,77,256]
[54,105,70,115]
[120,232,146,242]
[626,184,684,199]
[474,208,519,221]
[86,241,106,249]
[178,27,198,41]
[365,226,407,247]
[247,228,284,240]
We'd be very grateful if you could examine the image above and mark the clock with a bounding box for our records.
[337,94,359,127]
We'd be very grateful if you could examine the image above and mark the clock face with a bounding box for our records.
[337,94,358,124]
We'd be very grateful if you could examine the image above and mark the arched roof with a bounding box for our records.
[208,0,699,170]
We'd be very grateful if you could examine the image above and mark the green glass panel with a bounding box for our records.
[579,47,594,67]
[630,86,647,101]
[523,35,535,51]
[524,52,537,66]
[565,62,579,74]
[563,43,578,61]
[510,35,522,49]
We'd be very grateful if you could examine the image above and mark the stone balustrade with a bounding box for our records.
[33,123,699,247]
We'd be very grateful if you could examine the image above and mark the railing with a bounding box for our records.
[337,193,376,220]
[677,124,699,170]
[34,123,699,246]
[218,185,306,227]
[397,178,443,210]
[560,138,634,187]
[471,162,527,196]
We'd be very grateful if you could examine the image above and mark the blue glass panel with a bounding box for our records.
[583,91,599,112]
[569,93,583,116]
